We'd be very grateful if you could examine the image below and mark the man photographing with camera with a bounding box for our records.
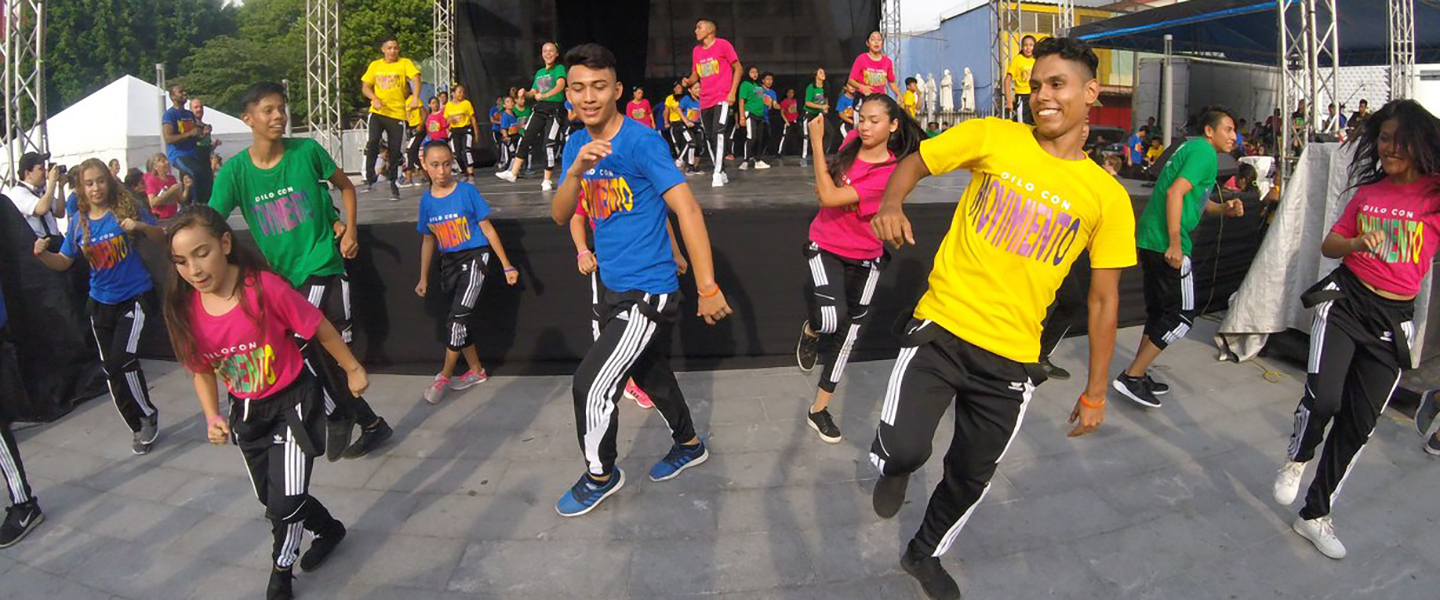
[7,151,65,252]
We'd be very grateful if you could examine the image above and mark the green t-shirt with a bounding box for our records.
[1135,137,1219,256]
[739,81,766,117]
[804,84,827,115]
[532,64,566,103]
[514,105,533,132]
[209,138,343,287]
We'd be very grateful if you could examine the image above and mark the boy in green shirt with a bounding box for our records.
[800,68,829,166]
[738,72,771,171]
[210,82,394,460]
[1113,107,1244,409]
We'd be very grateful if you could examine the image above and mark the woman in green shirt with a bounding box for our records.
[496,42,567,191]
[800,68,829,166]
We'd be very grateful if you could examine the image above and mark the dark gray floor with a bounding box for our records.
[3,319,1437,599]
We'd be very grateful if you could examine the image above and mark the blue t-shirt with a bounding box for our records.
[417,181,492,252]
[560,119,684,295]
[488,107,502,132]
[678,96,701,124]
[1127,133,1145,164]
[163,107,200,160]
[836,95,855,121]
[764,88,778,122]
[66,192,78,218]
[61,210,156,304]
[500,111,517,132]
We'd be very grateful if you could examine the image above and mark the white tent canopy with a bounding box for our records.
[3,75,252,176]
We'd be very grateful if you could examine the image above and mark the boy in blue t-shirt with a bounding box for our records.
[34,162,165,455]
[499,97,519,168]
[549,44,733,517]
[413,141,518,405]
[161,85,213,205]
[836,86,856,139]
[0,279,44,548]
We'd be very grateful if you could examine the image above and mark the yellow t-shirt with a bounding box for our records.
[361,58,421,120]
[913,118,1137,363]
[1008,54,1036,95]
[445,99,475,128]
[902,90,918,117]
[405,102,422,128]
[665,95,682,123]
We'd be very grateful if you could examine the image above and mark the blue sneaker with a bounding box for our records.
[648,441,710,482]
[555,468,625,517]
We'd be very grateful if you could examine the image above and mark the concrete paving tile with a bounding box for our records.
[448,539,631,596]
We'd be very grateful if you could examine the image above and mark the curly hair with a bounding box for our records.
[73,158,144,249]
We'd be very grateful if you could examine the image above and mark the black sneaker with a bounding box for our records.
[325,414,355,462]
[873,473,910,519]
[0,499,44,548]
[1039,357,1071,381]
[342,417,393,459]
[300,519,346,572]
[1143,373,1170,396]
[901,542,961,600]
[795,321,820,372]
[807,408,842,443]
[266,567,294,600]
[1426,433,1440,457]
[132,414,159,455]
[389,183,402,202]
[1415,389,1440,437]
[1113,373,1161,408]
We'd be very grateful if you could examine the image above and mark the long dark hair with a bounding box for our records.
[1347,99,1440,195]
[826,93,926,183]
[163,205,273,372]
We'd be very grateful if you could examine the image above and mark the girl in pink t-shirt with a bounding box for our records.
[164,206,366,599]
[848,31,902,113]
[794,93,925,443]
[143,153,184,219]
[1275,99,1440,560]
[425,96,450,142]
[626,87,655,129]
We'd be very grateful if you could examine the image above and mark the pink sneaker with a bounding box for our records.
[450,369,489,390]
[624,379,653,409]
[424,374,450,404]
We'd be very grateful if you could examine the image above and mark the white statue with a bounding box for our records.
[924,73,938,117]
[961,67,975,113]
[941,69,955,112]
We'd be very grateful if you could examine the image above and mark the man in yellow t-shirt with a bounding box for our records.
[1004,35,1038,124]
[866,37,1135,600]
[361,35,422,199]
[445,84,478,179]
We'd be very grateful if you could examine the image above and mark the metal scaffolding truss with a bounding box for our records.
[3,0,47,185]
[1278,0,1339,185]
[1056,0,1076,36]
[881,0,901,72]
[992,0,1021,118]
[433,0,454,91]
[305,0,342,163]
[1390,0,1416,100]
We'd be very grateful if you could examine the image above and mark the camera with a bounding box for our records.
[55,164,67,176]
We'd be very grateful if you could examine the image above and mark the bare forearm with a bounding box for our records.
[569,216,590,253]
[673,201,717,289]
[192,372,222,419]
[552,174,583,225]
[880,153,929,210]
[35,251,73,271]
[1085,288,1120,399]
[1322,232,1362,259]
[418,236,435,282]
[1165,188,1185,245]
[478,221,513,268]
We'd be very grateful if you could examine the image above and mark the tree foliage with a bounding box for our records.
[47,0,237,115]
[45,0,433,126]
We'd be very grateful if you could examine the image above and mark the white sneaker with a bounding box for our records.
[1292,516,1346,559]
[675,158,684,169]
[495,170,517,182]
[423,374,449,405]
[711,173,726,188]
[755,160,771,170]
[541,179,554,191]
[738,162,749,170]
[1273,460,1306,505]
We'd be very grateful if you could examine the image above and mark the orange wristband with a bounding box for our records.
[1079,394,1105,409]
[698,284,721,298]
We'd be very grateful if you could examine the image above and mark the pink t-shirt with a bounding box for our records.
[849,53,896,95]
[693,38,739,109]
[626,100,654,128]
[426,112,450,141]
[1330,175,1440,296]
[781,99,798,123]
[189,271,324,400]
[808,153,896,260]
[143,172,179,219]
